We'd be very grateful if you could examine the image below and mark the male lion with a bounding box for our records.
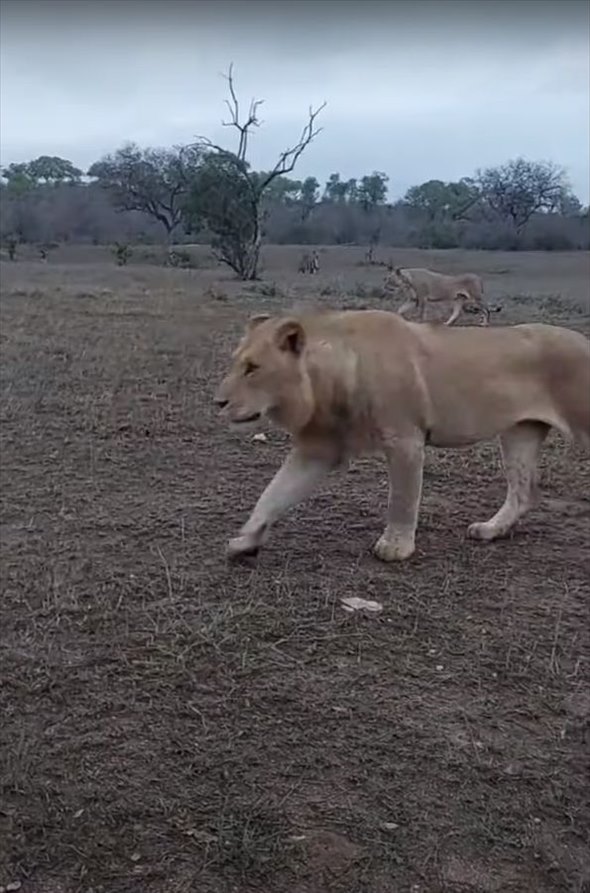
[385,267,492,326]
[214,310,589,563]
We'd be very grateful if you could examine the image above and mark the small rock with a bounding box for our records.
[130,852,141,862]
[341,596,383,614]
[5,883,22,892]
[381,821,399,831]
[252,433,268,443]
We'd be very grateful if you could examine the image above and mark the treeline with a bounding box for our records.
[2,63,589,279]
[1,151,587,258]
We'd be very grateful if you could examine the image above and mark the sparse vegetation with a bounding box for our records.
[112,241,132,266]
[1,245,588,892]
[0,29,588,888]
[2,135,586,255]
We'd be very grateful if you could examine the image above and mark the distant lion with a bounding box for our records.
[214,310,589,563]
[385,266,493,326]
[298,250,320,275]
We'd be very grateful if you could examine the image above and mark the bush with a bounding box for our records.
[112,242,132,266]
[167,248,197,268]
[531,231,575,251]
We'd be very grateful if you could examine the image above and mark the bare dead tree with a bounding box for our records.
[220,64,264,164]
[188,65,326,280]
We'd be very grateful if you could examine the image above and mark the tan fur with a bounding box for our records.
[385,266,491,326]
[298,250,320,274]
[214,310,590,562]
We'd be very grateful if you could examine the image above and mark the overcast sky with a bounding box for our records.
[1,0,589,202]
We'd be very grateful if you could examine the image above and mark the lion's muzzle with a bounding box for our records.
[231,411,262,424]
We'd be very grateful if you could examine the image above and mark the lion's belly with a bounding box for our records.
[415,282,449,301]
[424,382,552,448]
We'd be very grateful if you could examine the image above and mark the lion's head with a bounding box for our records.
[384,267,406,292]
[214,314,315,433]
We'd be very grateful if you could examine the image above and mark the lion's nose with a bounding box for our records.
[214,397,229,408]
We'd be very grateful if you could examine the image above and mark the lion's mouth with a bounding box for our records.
[232,412,261,424]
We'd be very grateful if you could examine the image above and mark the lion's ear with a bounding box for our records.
[275,318,305,355]
[246,314,271,333]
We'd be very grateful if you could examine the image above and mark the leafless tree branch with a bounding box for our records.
[259,102,326,191]
[219,63,264,162]
[189,65,326,279]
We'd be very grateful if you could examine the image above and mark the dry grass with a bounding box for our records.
[1,245,589,893]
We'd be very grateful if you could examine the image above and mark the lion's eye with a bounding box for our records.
[244,361,259,376]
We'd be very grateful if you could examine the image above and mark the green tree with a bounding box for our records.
[28,155,82,184]
[88,143,201,240]
[300,176,319,220]
[557,193,583,216]
[345,178,358,203]
[260,175,302,205]
[404,178,480,221]
[357,171,389,211]
[188,152,257,276]
[1,156,83,193]
[1,163,36,194]
[323,173,349,203]
[476,158,574,233]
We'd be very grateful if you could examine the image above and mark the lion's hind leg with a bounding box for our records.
[471,287,491,327]
[444,296,464,326]
[478,299,491,327]
[468,421,550,542]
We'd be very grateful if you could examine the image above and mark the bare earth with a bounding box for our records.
[1,245,589,893]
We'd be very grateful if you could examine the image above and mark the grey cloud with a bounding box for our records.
[1,0,588,200]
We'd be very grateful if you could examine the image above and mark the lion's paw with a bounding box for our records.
[227,533,262,560]
[373,534,415,563]
[467,521,497,542]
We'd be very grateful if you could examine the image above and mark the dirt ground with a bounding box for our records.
[1,245,589,893]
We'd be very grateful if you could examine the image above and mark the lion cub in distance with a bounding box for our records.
[215,310,589,563]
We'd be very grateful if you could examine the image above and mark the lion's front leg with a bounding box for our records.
[397,297,415,319]
[374,436,425,562]
[397,284,419,320]
[228,448,335,559]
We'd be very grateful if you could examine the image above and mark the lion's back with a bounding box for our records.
[419,322,590,445]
